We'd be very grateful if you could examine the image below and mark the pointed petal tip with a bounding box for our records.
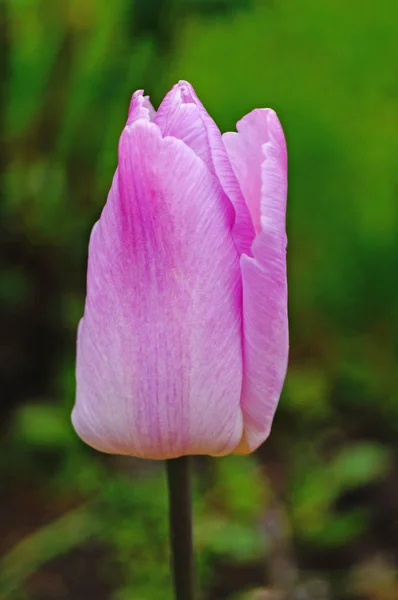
[176,79,194,90]
[166,80,197,105]
[127,89,156,124]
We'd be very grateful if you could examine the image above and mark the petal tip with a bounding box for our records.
[127,89,155,125]
[169,80,197,105]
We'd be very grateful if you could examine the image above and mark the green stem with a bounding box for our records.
[166,456,196,600]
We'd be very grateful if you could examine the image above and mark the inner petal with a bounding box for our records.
[223,109,274,234]
[155,83,214,173]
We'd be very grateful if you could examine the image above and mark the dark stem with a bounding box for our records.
[166,456,196,600]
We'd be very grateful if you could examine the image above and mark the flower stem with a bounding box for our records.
[166,456,196,600]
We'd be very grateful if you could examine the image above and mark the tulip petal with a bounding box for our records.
[127,89,155,125]
[224,110,288,453]
[156,81,255,256]
[72,119,244,459]
[155,83,215,174]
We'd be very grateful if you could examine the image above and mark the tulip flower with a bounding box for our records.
[72,81,288,461]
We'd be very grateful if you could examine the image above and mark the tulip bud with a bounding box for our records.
[72,81,288,459]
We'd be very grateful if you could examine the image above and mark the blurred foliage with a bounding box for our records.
[1,0,398,599]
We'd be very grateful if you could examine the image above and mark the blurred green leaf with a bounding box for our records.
[292,442,391,546]
[12,403,75,448]
[331,443,391,489]
[284,368,331,420]
[0,507,97,598]
[6,1,66,136]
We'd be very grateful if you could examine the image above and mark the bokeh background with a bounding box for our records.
[1,0,398,598]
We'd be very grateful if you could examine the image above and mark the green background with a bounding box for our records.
[1,0,397,598]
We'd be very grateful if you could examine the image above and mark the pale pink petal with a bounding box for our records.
[224,109,279,233]
[127,89,156,125]
[227,110,288,454]
[72,119,243,459]
[156,81,255,256]
[155,83,215,173]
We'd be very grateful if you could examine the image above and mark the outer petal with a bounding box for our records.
[156,81,255,256]
[224,110,288,454]
[72,119,243,459]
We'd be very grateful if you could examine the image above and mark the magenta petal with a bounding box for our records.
[224,109,281,233]
[127,89,156,124]
[72,120,243,459]
[155,82,215,173]
[228,110,289,454]
[156,81,255,256]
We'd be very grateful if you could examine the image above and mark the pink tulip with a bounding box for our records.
[72,81,288,460]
